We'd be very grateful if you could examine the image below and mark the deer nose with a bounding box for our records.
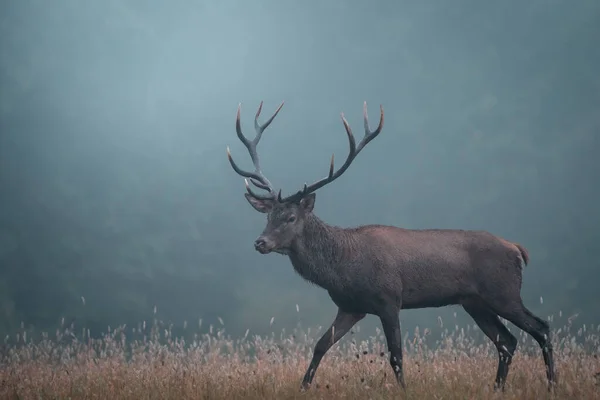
[254,238,267,251]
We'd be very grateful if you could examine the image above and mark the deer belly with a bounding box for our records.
[327,289,388,314]
[401,284,467,309]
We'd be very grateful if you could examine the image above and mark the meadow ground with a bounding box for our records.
[1,314,599,399]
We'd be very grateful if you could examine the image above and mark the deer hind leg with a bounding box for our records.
[300,308,365,390]
[463,304,517,391]
[490,299,556,390]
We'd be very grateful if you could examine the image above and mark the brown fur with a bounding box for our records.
[499,237,530,266]
[515,243,530,265]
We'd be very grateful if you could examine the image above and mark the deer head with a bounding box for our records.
[226,101,384,255]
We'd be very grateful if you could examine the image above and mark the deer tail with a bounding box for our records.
[514,243,530,266]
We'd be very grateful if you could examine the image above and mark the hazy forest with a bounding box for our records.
[0,1,599,398]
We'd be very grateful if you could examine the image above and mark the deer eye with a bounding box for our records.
[287,215,297,223]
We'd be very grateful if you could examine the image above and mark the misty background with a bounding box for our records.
[0,0,598,341]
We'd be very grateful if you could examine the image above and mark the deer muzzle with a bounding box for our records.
[254,237,273,254]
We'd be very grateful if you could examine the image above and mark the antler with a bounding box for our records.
[227,101,285,200]
[279,101,384,203]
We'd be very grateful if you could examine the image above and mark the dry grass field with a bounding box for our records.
[1,313,599,400]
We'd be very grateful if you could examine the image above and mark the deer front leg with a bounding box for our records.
[300,308,365,390]
[380,308,406,389]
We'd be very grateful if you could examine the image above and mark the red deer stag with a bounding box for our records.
[226,101,556,392]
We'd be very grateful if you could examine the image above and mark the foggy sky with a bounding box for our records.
[0,0,598,339]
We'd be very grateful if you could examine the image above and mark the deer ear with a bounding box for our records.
[244,193,274,213]
[300,193,316,213]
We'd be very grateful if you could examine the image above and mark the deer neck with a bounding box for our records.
[287,213,348,289]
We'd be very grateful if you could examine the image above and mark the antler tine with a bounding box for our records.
[358,101,384,153]
[279,102,384,203]
[227,101,284,197]
[255,101,285,137]
[244,179,276,200]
